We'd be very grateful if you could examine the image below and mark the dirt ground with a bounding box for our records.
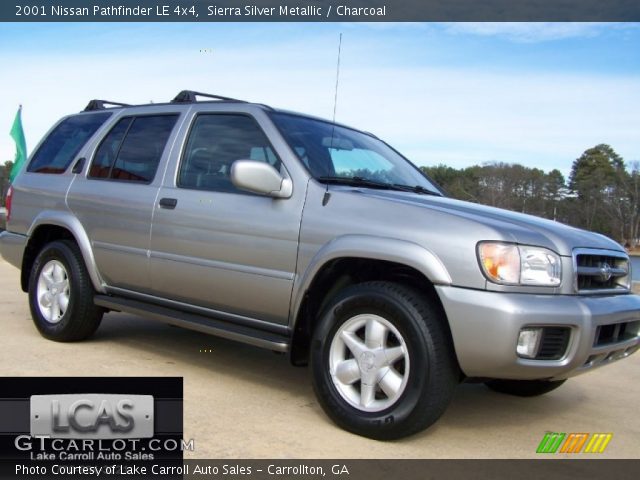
[0,258,638,458]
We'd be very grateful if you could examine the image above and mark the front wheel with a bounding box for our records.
[310,281,459,440]
[485,379,566,397]
[28,240,103,342]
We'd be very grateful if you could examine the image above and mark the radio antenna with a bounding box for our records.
[332,32,342,125]
[324,32,343,206]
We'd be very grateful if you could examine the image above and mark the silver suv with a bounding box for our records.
[2,91,639,439]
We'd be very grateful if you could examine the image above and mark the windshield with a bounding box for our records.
[269,112,441,194]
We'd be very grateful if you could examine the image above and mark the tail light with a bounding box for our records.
[5,185,13,223]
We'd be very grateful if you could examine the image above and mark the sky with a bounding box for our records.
[0,22,638,179]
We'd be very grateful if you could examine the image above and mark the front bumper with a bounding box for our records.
[436,285,640,380]
[0,230,27,270]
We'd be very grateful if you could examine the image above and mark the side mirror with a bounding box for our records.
[230,160,293,199]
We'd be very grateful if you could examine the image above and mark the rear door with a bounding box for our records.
[67,110,183,292]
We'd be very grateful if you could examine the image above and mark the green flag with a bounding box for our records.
[9,106,27,183]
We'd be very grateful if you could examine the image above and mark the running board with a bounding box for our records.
[94,295,290,352]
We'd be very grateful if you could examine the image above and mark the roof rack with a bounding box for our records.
[171,90,246,104]
[84,99,131,112]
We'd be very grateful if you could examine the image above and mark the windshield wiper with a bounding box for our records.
[392,184,441,196]
[317,176,395,190]
[317,176,441,196]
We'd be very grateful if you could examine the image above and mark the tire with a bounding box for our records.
[28,240,103,342]
[310,281,459,440]
[485,379,566,397]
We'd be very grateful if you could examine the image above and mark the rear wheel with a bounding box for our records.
[485,379,566,397]
[28,240,103,342]
[310,281,459,440]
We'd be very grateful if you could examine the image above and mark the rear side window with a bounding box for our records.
[89,117,131,178]
[89,115,178,183]
[27,112,112,174]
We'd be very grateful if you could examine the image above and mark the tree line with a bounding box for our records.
[421,144,639,247]
[2,144,638,246]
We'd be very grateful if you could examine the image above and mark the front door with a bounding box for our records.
[148,111,305,325]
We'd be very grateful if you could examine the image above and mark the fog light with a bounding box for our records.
[517,328,543,359]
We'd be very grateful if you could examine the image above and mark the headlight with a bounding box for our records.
[478,242,561,286]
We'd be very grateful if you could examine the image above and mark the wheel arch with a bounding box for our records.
[22,212,104,293]
[289,235,454,366]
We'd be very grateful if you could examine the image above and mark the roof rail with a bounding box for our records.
[171,90,246,104]
[84,99,131,112]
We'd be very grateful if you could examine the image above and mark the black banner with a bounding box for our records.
[0,459,639,480]
[4,0,640,22]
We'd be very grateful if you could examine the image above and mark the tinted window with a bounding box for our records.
[27,113,112,174]
[178,114,280,193]
[89,115,178,183]
[270,112,439,193]
[89,118,132,178]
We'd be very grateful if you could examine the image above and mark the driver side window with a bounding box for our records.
[178,113,281,193]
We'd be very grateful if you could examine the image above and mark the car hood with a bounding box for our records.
[353,189,624,257]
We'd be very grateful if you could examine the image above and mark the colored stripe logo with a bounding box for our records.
[537,433,612,454]
[537,432,565,453]
[584,433,613,453]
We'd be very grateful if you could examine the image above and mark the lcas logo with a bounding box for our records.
[30,394,154,439]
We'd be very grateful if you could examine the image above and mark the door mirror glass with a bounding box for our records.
[230,160,292,198]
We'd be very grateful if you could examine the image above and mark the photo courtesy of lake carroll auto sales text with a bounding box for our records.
[0,1,638,479]
[15,462,350,477]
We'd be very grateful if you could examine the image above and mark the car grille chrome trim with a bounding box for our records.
[573,248,630,294]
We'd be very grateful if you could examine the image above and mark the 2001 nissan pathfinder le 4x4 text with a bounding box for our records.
[1,91,639,439]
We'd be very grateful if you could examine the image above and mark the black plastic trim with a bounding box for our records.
[171,90,246,104]
[94,295,290,352]
[84,99,131,111]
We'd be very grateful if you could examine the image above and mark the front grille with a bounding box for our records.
[536,327,571,360]
[584,345,640,368]
[594,321,640,347]
[574,249,630,293]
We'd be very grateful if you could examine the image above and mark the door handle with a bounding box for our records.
[159,198,178,209]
